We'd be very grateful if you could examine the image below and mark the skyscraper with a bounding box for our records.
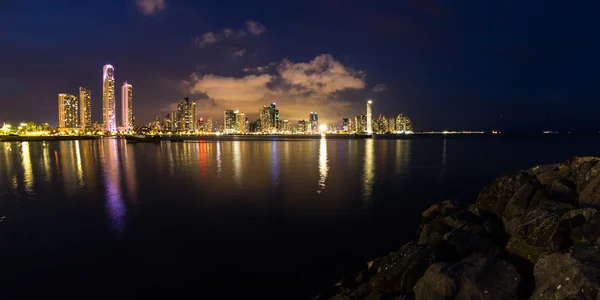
[58,93,79,128]
[102,64,116,132]
[366,100,373,134]
[79,87,91,129]
[236,111,246,133]
[309,112,319,133]
[177,97,197,131]
[224,109,237,133]
[270,103,279,131]
[206,117,213,132]
[121,82,133,131]
[259,105,272,132]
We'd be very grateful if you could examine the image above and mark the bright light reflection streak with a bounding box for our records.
[271,142,279,188]
[440,139,447,178]
[21,142,34,193]
[317,137,328,194]
[232,141,242,186]
[75,141,83,188]
[216,142,222,177]
[103,139,126,236]
[395,139,411,175]
[363,139,375,201]
[42,143,51,183]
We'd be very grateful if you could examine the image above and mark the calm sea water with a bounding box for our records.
[1,135,599,298]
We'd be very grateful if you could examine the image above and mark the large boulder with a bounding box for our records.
[578,174,600,208]
[412,263,455,300]
[476,172,532,216]
[414,253,522,300]
[528,162,572,187]
[531,245,600,300]
[368,243,435,294]
[505,200,598,263]
[443,229,498,258]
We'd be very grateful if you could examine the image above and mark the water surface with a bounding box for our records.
[0,136,599,298]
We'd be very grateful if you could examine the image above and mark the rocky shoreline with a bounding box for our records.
[325,156,600,300]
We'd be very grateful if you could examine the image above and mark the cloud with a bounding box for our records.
[185,54,366,122]
[233,48,247,57]
[246,21,266,36]
[193,21,266,48]
[193,32,217,48]
[136,0,166,15]
[372,84,388,92]
[243,62,275,73]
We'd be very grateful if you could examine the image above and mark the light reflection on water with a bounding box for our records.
[363,139,375,201]
[101,139,126,236]
[21,142,34,194]
[317,137,328,194]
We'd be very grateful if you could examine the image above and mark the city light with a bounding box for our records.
[319,124,327,132]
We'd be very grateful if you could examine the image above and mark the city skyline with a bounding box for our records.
[2,1,600,132]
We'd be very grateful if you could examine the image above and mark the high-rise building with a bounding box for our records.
[366,100,373,134]
[206,117,213,132]
[58,93,79,128]
[309,112,319,133]
[259,105,272,132]
[102,64,116,132]
[177,97,197,131]
[281,120,290,132]
[297,120,307,133]
[121,82,133,131]
[236,111,246,133]
[342,118,349,132]
[79,87,91,129]
[271,103,279,131]
[224,109,237,133]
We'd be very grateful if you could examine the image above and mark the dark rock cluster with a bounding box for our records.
[326,156,600,300]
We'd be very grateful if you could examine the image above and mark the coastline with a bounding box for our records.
[324,156,600,299]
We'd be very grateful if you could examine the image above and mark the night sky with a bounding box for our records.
[1,0,599,132]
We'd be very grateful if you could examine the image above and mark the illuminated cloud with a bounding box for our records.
[193,22,266,48]
[233,49,247,57]
[185,54,366,122]
[243,62,275,73]
[246,21,266,36]
[193,32,218,48]
[136,0,166,15]
[373,84,388,92]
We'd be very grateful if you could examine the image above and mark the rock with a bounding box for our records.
[528,163,571,187]
[368,243,435,294]
[418,219,452,246]
[531,245,600,300]
[567,158,600,193]
[578,174,600,208]
[414,253,522,300]
[548,179,577,205]
[476,172,532,216]
[443,228,498,258]
[413,263,456,300]
[570,213,600,246]
[505,201,598,263]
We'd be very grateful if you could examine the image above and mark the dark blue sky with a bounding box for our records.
[1,0,599,131]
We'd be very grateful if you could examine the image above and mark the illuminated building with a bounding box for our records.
[224,109,237,133]
[388,117,396,132]
[366,100,373,134]
[271,103,279,131]
[121,82,133,131]
[281,120,290,132]
[79,87,92,129]
[297,120,307,133]
[102,64,116,132]
[177,97,197,131]
[342,118,349,132]
[309,112,319,133]
[236,111,246,133]
[58,93,79,128]
[259,103,279,133]
[395,113,413,132]
[206,117,213,132]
